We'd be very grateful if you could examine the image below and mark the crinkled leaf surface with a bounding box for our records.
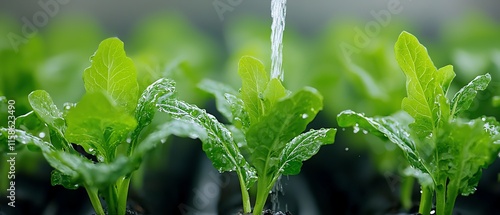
[133,78,176,137]
[65,92,137,161]
[3,129,135,189]
[279,128,336,175]
[434,118,500,196]
[28,90,68,150]
[337,110,430,181]
[198,79,239,122]
[247,87,323,177]
[83,37,139,114]
[157,99,257,188]
[451,74,491,117]
[225,93,250,130]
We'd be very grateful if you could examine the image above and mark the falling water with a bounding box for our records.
[270,0,287,81]
[271,176,284,212]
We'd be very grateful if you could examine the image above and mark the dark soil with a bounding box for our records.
[237,209,293,215]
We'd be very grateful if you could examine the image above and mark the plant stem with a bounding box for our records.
[419,185,433,215]
[86,187,105,215]
[253,175,280,215]
[400,176,415,211]
[444,181,459,215]
[435,184,446,215]
[253,179,270,215]
[104,185,119,214]
[237,172,252,213]
[117,176,132,215]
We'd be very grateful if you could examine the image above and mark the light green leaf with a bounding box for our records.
[238,56,269,124]
[247,87,323,176]
[436,65,456,95]
[83,37,139,114]
[279,128,335,175]
[263,78,287,111]
[198,79,239,122]
[450,74,491,117]
[65,92,137,161]
[28,90,67,149]
[157,99,257,188]
[395,31,440,138]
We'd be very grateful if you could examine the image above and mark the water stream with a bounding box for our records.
[270,0,287,81]
[270,0,288,212]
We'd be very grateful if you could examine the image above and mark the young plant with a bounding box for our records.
[149,56,336,215]
[0,38,179,215]
[337,31,500,215]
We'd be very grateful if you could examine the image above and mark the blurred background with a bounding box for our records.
[1,0,500,214]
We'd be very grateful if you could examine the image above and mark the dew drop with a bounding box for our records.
[481,117,487,122]
[342,128,346,131]
[353,123,360,134]
[430,210,436,214]
[301,113,308,119]
[126,137,132,143]
[97,155,104,162]
[362,130,368,134]
[345,147,349,151]
[160,139,167,144]
[38,132,46,138]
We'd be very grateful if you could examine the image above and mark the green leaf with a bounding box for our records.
[198,79,239,122]
[436,65,456,96]
[48,151,133,189]
[247,87,323,176]
[434,118,500,197]
[262,78,287,111]
[83,37,139,114]
[65,92,137,161]
[450,74,491,117]
[133,78,176,138]
[225,93,250,130]
[337,110,430,180]
[238,56,269,124]
[279,128,336,175]
[28,90,67,149]
[395,31,442,138]
[157,99,257,188]
[6,128,136,190]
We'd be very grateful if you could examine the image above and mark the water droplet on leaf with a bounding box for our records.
[301,113,308,119]
[38,132,46,138]
[353,124,360,133]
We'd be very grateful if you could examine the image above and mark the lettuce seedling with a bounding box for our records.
[0,38,179,215]
[151,56,336,215]
[337,31,500,215]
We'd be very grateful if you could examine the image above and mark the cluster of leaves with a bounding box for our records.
[337,31,500,215]
[0,38,180,215]
[150,56,336,215]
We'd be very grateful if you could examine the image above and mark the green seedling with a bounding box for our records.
[0,38,180,215]
[151,56,336,215]
[337,31,500,215]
